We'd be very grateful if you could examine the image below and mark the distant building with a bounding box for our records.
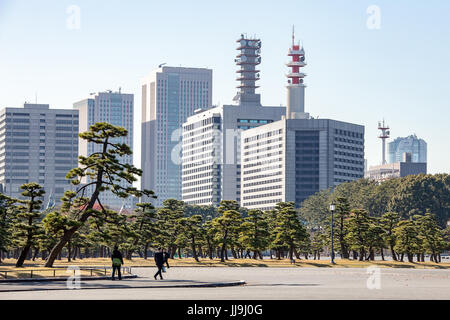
[0,103,78,206]
[365,152,426,183]
[74,90,134,210]
[141,67,213,207]
[389,134,427,164]
[241,118,364,211]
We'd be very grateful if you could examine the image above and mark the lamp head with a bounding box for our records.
[330,202,335,212]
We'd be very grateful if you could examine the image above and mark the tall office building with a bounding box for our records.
[0,103,78,206]
[241,119,364,210]
[240,31,365,211]
[74,90,134,210]
[388,134,427,164]
[141,67,212,207]
[181,35,286,206]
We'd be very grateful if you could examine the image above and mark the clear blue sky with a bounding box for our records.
[1,0,449,173]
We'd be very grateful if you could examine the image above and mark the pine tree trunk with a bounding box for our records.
[16,243,32,267]
[390,245,397,261]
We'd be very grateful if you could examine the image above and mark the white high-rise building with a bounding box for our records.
[141,66,212,207]
[0,103,78,207]
[74,90,134,210]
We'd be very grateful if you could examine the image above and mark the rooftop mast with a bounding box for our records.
[378,119,390,164]
[286,27,309,119]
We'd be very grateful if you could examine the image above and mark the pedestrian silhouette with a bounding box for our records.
[111,245,124,280]
[154,248,170,280]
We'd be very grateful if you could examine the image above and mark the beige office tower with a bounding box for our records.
[74,90,134,210]
[0,103,79,207]
[141,67,212,207]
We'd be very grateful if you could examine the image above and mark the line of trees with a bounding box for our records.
[0,122,448,267]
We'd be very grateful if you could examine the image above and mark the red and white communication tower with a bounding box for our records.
[378,119,390,164]
[286,26,309,119]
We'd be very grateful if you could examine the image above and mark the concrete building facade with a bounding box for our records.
[141,67,212,207]
[241,118,365,211]
[182,104,285,206]
[0,103,78,207]
[74,90,134,210]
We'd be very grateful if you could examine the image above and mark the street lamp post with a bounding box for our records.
[329,202,335,265]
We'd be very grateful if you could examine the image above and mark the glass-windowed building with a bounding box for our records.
[74,90,134,210]
[0,103,78,207]
[388,134,427,164]
[241,118,365,211]
[141,67,212,207]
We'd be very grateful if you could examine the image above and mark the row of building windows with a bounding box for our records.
[243,171,282,182]
[243,150,283,163]
[334,136,363,145]
[182,159,216,170]
[334,164,363,171]
[242,198,282,207]
[182,171,218,182]
[243,164,282,175]
[335,143,364,152]
[334,151,364,158]
[183,178,219,189]
[238,119,273,124]
[244,129,283,143]
[334,129,363,139]
[243,184,282,194]
[334,158,364,165]
[243,177,282,188]
[183,184,216,194]
[243,191,282,201]
[243,144,282,156]
[334,171,363,178]
[182,191,218,200]
[183,116,221,132]
[182,165,215,176]
[243,157,283,169]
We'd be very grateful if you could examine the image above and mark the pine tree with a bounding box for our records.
[12,183,45,267]
[239,209,269,259]
[212,201,242,262]
[44,122,156,267]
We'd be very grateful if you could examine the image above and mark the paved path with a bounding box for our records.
[0,267,449,299]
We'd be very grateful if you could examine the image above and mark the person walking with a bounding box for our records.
[154,248,169,280]
[111,245,124,280]
[164,250,170,269]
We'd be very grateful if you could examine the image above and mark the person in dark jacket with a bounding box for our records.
[111,245,124,280]
[163,251,170,268]
[154,248,169,280]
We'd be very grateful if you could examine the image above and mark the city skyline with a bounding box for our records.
[1,1,449,175]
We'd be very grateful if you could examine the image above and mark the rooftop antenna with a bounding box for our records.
[378,119,390,165]
[292,25,295,47]
[35,92,37,104]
